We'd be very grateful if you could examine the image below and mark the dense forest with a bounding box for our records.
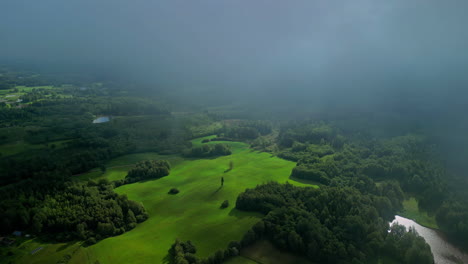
[0,179,148,244]
[235,182,433,264]
[0,70,191,245]
[275,121,468,248]
[1,68,468,264]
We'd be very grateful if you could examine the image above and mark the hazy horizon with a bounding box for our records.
[2,1,468,102]
[3,1,468,164]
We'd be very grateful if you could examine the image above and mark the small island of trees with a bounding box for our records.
[125,160,171,183]
[184,143,232,158]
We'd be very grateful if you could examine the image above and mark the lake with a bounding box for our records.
[92,116,110,123]
[392,215,468,264]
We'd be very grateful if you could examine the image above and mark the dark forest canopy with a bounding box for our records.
[184,143,232,158]
[0,179,148,243]
[235,182,433,264]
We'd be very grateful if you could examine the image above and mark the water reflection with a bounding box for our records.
[92,116,110,123]
[391,215,468,264]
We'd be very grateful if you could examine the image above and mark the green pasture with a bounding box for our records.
[14,85,55,92]
[6,239,85,264]
[400,197,438,229]
[15,136,315,264]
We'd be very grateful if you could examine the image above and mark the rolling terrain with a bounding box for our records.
[10,136,316,264]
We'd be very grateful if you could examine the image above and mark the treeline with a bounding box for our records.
[0,179,148,243]
[217,120,272,140]
[168,239,240,264]
[234,182,433,264]
[0,70,52,89]
[183,144,231,158]
[124,160,170,183]
[277,121,468,247]
[19,87,62,103]
[279,123,446,211]
[278,122,345,149]
[436,200,468,247]
[0,132,133,186]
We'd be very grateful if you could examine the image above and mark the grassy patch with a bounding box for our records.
[0,141,44,157]
[0,139,70,157]
[76,153,184,182]
[1,238,85,264]
[76,166,131,182]
[400,197,438,229]
[41,138,314,264]
[14,85,55,92]
[0,86,55,99]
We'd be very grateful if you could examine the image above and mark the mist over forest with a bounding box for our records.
[4,0,468,175]
[2,1,468,263]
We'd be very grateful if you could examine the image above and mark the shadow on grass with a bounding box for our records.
[228,208,262,219]
[289,176,321,187]
[184,156,222,162]
[210,186,223,197]
[56,241,76,252]
[132,176,167,185]
[162,251,173,264]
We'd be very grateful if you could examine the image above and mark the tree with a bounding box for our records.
[125,160,171,182]
[32,212,46,233]
[126,209,137,229]
[168,188,180,194]
[76,222,87,239]
[220,200,229,209]
[100,164,106,174]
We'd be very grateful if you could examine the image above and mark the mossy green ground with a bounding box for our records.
[12,136,315,264]
[400,197,438,229]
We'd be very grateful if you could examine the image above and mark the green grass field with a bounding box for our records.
[76,153,184,182]
[13,136,316,264]
[0,139,70,157]
[0,85,55,98]
[14,85,55,92]
[400,197,438,229]
[0,85,69,106]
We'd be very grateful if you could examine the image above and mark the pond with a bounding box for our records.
[92,116,110,123]
[391,215,468,264]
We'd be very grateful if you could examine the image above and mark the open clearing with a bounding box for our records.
[400,197,438,229]
[13,136,316,264]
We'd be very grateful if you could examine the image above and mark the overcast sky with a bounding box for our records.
[2,0,468,107]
